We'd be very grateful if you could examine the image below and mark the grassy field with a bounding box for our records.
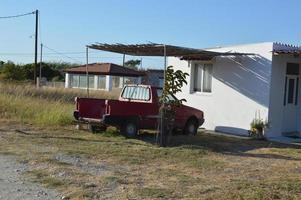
[0,82,119,126]
[0,82,301,199]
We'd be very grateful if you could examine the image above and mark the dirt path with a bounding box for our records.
[0,155,60,200]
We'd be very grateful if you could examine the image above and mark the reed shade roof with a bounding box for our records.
[88,43,253,60]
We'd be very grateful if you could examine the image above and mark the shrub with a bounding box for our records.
[250,110,269,139]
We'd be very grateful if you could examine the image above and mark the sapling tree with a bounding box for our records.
[157,65,189,146]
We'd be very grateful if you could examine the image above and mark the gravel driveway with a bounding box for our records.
[0,155,60,200]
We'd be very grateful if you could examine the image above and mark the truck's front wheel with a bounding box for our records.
[121,120,138,138]
[184,118,199,135]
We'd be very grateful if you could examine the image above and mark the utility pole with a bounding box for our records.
[34,9,39,85]
[39,43,43,85]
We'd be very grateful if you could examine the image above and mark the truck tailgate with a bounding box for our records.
[77,98,107,120]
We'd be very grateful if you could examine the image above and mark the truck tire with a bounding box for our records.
[121,120,138,138]
[183,118,199,135]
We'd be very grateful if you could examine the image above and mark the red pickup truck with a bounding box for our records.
[74,85,204,137]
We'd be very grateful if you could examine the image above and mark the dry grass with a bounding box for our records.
[0,81,120,103]
[0,82,301,199]
[0,81,120,126]
[0,121,301,200]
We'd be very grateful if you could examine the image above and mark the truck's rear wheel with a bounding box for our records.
[121,120,138,138]
[183,118,198,135]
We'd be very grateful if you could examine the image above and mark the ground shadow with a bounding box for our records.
[138,130,301,161]
[13,128,301,161]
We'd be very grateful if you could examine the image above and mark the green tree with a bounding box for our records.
[0,61,25,80]
[157,65,189,147]
[0,61,4,68]
[124,59,141,70]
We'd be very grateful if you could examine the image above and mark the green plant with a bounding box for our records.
[250,110,269,139]
[158,66,189,146]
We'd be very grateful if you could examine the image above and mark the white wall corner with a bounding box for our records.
[65,73,70,88]
[106,75,112,91]
[94,75,98,90]
[119,77,124,88]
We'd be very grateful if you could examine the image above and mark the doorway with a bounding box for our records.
[282,63,300,134]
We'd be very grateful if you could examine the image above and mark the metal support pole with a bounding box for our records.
[122,54,126,87]
[34,10,39,85]
[39,43,43,86]
[159,45,167,146]
[86,46,89,97]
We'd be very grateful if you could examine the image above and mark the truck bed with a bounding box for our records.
[76,98,108,120]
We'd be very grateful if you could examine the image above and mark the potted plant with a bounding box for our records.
[249,111,269,140]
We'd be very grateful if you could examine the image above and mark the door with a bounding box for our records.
[282,63,300,134]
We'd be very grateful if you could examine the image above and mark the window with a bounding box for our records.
[88,75,94,88]
[79,75,87,88]
[194,63,212,93]
[70,74,94,89]
[70,75,79,88]
[287,63,300,75]
[97,75,106,89]
[112,76,120,88]
[288,79,295,104]
[159,78,164,88]
[284,63,300,106]
[156,89,177,102]
[122,86,150,101]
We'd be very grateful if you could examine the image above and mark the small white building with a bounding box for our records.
[169,42,301,138]
[64,63,144,91]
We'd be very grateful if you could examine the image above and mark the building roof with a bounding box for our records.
[88,43,253,60]
[64,63,144,77]
[273,42,301,56]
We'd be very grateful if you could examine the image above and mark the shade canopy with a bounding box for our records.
[88,43,253,60]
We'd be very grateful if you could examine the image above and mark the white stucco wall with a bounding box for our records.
[169,42,273,135]
[268,53,301,137]
[65,73,70,88]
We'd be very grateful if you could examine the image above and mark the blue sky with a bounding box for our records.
[0,0,301,68]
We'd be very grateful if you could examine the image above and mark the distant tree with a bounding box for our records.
[0,61,25,80]
[0,61,77,81]
[124,59,141,70]
[22,61,78,81]
[0,61,4,68]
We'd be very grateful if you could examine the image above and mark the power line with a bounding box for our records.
[0,11,35,19]
[0,51,106,55]
[43,45,82,63]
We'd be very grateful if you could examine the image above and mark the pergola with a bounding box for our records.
[87,43,251,60]
[85,43,253,91]
[85,43,253,146]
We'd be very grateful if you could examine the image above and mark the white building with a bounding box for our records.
[169,42,301,138]
[64,63,143,91]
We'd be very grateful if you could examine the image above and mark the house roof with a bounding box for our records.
[64,63,144,77]
[273,49,301,56]
[88,43,253,60]
[273,42,301,56]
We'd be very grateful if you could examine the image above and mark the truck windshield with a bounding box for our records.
[121,86,150,101]
[156,89,177,102]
